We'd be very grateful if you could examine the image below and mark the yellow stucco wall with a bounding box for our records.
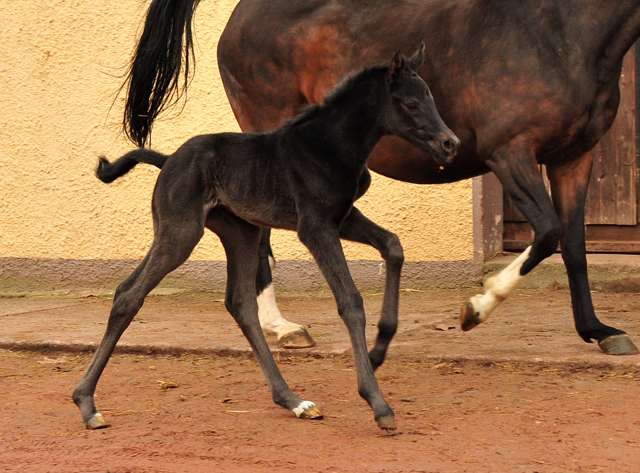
[0,0,473,263]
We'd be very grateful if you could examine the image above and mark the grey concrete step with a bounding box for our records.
[484,253,640,292]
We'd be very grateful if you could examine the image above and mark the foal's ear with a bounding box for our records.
[408,43,425,71]
[389,50,404,81]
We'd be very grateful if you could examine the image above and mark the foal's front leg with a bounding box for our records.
[298,220,395,430]
[338,207,404,371]
[206,209,322,419]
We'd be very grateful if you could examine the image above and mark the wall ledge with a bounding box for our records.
[0,258,478,294]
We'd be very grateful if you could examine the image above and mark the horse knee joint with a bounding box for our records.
[562,247,587,271]
[536,226,562,260]
[109,295,142,322]
[341,293,364,314]
[383,233,404,267]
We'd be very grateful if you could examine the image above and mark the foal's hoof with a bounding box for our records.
[460,302,481,332]
[278,328,316,349]
[598,334,640,356]
[376,414,397,431]
[293,401,323,419]
[85,413,109,430]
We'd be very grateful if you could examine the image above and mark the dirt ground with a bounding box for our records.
[2,288,640,472]
[2,350,640,473]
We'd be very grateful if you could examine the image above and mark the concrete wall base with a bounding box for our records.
[0,258,478,295]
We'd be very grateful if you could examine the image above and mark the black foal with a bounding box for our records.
[73,45,460,431]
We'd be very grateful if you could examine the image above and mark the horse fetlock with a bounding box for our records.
[368,346,387,371]
[377,319,398,338]
[460,301,483,331]
[460,246,532,331]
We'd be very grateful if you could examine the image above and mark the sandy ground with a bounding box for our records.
[2,288,640,472]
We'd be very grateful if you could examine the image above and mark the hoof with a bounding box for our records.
[598,334,640,356]
[376,414,397,431]
[293,401,323,419]
[85,413,109,430]
[278,328,316,349]
[460,302,481,332]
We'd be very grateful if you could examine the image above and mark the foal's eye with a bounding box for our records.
[403,102,421,113]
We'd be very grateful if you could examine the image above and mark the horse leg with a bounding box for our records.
[461,144,563,330]
[546,153,639,355]
[207,209,322,419]
[256,228,315,348]
[298,220,395,430]
[222,68,316,349]
[72,221,204,429]
[338,207,404,371]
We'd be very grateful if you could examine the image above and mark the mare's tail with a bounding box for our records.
[97,149,168,183]
[123,0,202,148]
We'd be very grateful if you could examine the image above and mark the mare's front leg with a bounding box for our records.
[547,152,638,355]
[298,219,396,430]
[256,228,316,348]
[339,207,404,371]
[461,144,563,330]
[207,209,322,419]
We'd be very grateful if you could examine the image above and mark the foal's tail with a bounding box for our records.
[123,0,202,148]
[97,149,168,183]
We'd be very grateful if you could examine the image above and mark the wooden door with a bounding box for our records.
[503,46,639,253]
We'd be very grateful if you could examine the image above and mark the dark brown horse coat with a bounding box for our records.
[124,0,640,354]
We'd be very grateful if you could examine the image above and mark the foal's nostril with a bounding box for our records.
[442,139,456,152]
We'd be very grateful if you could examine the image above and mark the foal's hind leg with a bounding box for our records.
[256,228,315,348]
[338,207,404,371]
[73,221,204,429]
[547,153,638,355]
[207,209,322,419]
[298,220,395,430]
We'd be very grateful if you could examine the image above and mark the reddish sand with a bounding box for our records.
[2,349,640,472]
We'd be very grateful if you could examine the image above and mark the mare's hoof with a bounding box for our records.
[376,414,397,431]
[278,328,316,349]
[85,413,109,430]
[598,334,640,356]
[460,302,481,332]
[294,401,323,419]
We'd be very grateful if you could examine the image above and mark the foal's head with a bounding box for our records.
[382,44,460,164]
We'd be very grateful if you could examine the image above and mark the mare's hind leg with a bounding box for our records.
[338,207,404,371]
[461,144,563,330]
[298,220,395,430]
[256,228,315,348]
[73,221,204,429]
[547,153,638,355]
[207,208,322,419]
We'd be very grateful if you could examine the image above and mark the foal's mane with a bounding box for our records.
[285,63,389,127]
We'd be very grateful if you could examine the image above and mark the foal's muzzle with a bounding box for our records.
[430,131,461,165]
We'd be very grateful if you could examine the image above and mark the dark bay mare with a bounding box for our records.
[123,0,640,356]
[73,48,460,431]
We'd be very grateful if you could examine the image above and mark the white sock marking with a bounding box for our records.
[293,400,316,417]
[257,283,305,339]
[470,246,532,323]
